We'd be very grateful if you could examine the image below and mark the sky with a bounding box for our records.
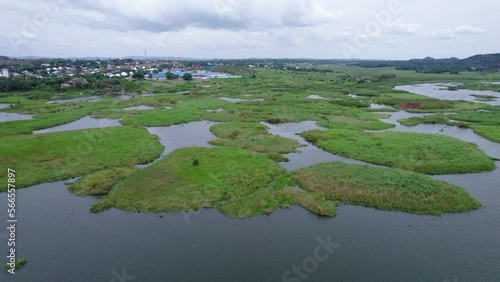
[0,0,498,60]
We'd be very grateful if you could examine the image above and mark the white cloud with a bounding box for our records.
[455,24,485,34]
[0,0,498,59]
[387,20,420,35]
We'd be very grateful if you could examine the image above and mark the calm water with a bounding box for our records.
[306,95,329,100]
[2,164,499,282]
[376,111,500,159]
[1,120,500,281]
[32,116,122,134]
[123,105,155,111]
[0,103,34,122]
[147,121,219,157]
[395,84,500,106]
[0,112,33,122]
[46,96,103,104]
[263,121,372,170]
[219,97,264,103]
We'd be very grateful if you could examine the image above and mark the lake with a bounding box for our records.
[395,83,500,106]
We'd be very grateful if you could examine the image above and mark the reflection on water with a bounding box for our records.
[370,103,395,109]
[32,116,122,134]
[3,162,499,282]
[136,121,218,169]
[395,83,500,106]
[263,121,373,170]
[306,95,329,100]
[219,97,264,103]
[375,111,500,159]
[0,112,33,122]
[46,96,103,104]
[123,105,155,110]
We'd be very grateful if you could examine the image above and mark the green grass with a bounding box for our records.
[293,162,481,215]
[301,129,495,174]
[448,111,500,126]
[67,167,139,196]
[471,125,500,143]
[0,127,163,190]
[5,258,28,272]
[398,114,452,127]
[0,108,90,136]
[91,147,336,218]
[209,122,302,154]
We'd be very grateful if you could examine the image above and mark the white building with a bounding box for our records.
[0,68,9,78]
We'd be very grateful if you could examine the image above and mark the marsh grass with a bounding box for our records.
[67,167,139,196]
[5,258,28,272]
[209,122,302,154]
[0,127,162,190]
[293,162,481,215]
[302,129,495,174]
[91,147,336,217]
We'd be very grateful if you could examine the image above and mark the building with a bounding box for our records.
[0,68,9,78]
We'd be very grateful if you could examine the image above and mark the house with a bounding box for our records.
[0,68,10,78]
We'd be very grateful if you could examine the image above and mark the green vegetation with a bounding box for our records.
[91,147,336,218]
[301,129,495,174]
[293,162,481,215]
[209,122,302,154]
[68,167,139,196]
[448,110,500,126]
[471,125,500,143]
[398,114,456,127]
[0,127,163,191]
[5,258,28,272]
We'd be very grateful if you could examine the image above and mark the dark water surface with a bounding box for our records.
[395,83,500,106]
[2,164,499,282]
[32,116,122,134]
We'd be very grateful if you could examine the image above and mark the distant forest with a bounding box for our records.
[350,53,500,73]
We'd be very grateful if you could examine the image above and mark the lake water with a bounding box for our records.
[306,95,328,100]
[2,164,499,282]
[219,97,264,103]
[123,105,155,111]
[263,121,374,170]
[395,83,500,106]
[147,121,219,157]
[0,112,34,122]
[32,116,122,134]
[46,96,103,104]
[0,103,34,122]
[370,103,395,109]
[2,120,500,281]
[376,111,500,159]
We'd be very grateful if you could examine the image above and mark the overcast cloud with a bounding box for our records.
[0,0,498,59]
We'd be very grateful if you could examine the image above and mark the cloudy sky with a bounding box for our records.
[0,0,498,59]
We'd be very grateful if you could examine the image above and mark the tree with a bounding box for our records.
[132,70,144,80]
[165,72,174,80]
[183,73,193,81]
